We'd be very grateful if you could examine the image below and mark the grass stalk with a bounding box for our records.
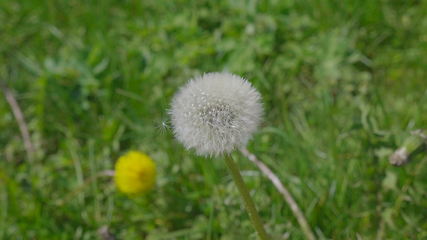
[241,147,316,240]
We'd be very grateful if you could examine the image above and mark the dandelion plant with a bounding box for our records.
[170,72,269,239]
[114,151,157,195]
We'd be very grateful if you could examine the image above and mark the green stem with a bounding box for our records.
[224,154,270,240]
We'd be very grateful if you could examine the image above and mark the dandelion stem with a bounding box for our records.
[224,154,270,240]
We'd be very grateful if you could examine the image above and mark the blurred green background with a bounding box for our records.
[1,0,427,239]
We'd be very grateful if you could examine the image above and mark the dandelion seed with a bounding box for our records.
[156,119,171,135]
[170,72,263,156]
[114,151,156,195]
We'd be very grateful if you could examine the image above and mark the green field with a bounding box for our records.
[1,0,427,239]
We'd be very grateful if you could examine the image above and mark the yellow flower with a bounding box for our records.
[114,151,156,195]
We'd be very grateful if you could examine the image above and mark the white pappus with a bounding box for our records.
[170,72,263,156]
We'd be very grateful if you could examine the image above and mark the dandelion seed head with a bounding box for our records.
[170,72,263,156]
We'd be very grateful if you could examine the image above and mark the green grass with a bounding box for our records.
[1,0,427,239]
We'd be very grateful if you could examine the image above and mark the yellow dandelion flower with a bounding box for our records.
[114,151,156,195]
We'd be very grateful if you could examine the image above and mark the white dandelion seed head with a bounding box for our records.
[170,72,263,157]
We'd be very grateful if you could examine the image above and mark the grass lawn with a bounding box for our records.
[1,0,427,239]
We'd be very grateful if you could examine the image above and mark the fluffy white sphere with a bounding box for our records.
[170,72,263,156]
